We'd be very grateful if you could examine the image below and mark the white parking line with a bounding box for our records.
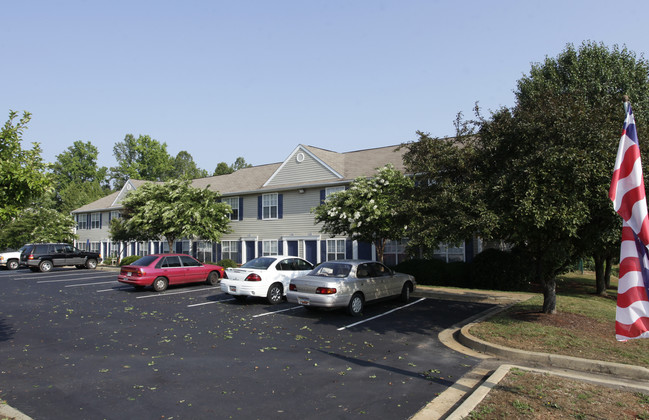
[65,281,116,287]
[37,275,115,284]
[136,287,216,299]
[97,286,132,292]
[187,298,235,307]
[13,272,114,281]
[337,298,426,331]
[252,306,303,318]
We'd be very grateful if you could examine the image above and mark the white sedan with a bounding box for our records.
[221,256,314,304]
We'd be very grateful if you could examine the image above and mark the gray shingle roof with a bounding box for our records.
[72,143,406,212]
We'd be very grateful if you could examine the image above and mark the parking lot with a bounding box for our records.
[0,267,494,419]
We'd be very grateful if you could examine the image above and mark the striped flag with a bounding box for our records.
[610,102,649,341]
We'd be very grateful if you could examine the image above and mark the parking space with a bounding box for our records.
[0,268,494,419]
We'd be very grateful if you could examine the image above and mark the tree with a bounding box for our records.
[312,164,414,262]
[110,134,173,189]
[212,157,252,176]
[171,151,208,179]
[0,111,51,224]
[0,207,77,249]
[110,179,232,251]
[51,140,110,212]
[402,42,649,313]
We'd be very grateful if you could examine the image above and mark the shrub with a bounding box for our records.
[469,248,532,291]
[216,259,238,269]
[394,258,469,286]
[119,255,141,266]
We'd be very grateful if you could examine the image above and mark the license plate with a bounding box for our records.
[229,286,236,292]
[127,272,132,277]
[298,298,310,305]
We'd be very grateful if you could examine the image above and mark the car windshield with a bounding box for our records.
[241,257,275,270]
[130,255,159,267]
[309,263,352,278]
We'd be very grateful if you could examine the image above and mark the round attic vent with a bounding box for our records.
[296,152,305,163]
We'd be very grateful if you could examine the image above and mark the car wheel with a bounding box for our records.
[347,293,364,317]
[153,277,168,292]
[206,271,220,286]
[400,283,411,303]
[7,259,19,270]
[85,259,97,269]
[39,260,53,273]
[234,295,247,302]
[267,283,283,305]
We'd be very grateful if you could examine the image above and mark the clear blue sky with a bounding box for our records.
[3,0,649,174]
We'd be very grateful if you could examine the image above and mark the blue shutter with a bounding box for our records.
[239,197,244,221]
[320,240,326,262]
[100,213,103,229]
[258,196,262,219]
[278,194,283,219]
[320,189,326,204]
[278,241,283,255]
[346,239,352,259]
[86,214,91,229]
[258,242,263,256]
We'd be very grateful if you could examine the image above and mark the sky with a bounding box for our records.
[3,0,649,174]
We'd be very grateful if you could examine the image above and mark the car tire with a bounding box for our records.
[85,259,97,269]
[7,259,19,270]
[39,260,53,273]
[206,271,220,286]
[400,283,411,303]
[234,295,247,303]
[267,283,283,305]
[347,293,364,317]
[153,277,168,292]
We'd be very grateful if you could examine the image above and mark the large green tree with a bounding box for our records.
[51,140,110,212]
[110,134,173,188]
[212,157,252,176]
[0,207,77,249]
[0,111,51,224]
[402,42,649,313]
[171,151,208,179]
[109,179,232,251]
[312,164,414,262]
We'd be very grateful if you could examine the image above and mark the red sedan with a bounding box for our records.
[118,254,224,292]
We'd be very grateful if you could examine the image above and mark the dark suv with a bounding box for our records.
[21,243,102,272]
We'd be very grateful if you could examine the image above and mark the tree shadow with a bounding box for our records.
[0,317,16,342]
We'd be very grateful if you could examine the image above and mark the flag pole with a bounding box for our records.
[624,95,630,114]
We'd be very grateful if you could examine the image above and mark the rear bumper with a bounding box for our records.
[118,275,153,286]
[220,280,268,297]
[286,291,350,308]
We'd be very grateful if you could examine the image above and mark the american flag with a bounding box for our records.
[610,102,649,341]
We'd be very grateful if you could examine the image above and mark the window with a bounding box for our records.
[77,214,87,230]
[224,197,239,221]
[109,242,119,258]
[384,239,409,266]
[180,255,201,267]
[77,242,87,251]
[197,241,213,262]
[276,258,314,271]
[327,239,346,261]
[89,242,100,254]
[110,211,121,220]
[262,240,278,256]
[138,242,149,256]
[325,186,345,199]
[262,193,278,220]
[433,243,465,262]
[90,213,101,229]
[221,241,240,262]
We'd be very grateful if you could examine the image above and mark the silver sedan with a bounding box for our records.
[287,260,416,316]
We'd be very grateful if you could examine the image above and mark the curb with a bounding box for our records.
[458,322,649,381]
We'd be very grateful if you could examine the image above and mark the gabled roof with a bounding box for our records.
[72,143,407,213]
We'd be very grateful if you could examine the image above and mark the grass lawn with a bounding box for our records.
[470,271,649,368]
[466,271,649,419]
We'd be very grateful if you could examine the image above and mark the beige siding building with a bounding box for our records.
[72,143,469,265]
